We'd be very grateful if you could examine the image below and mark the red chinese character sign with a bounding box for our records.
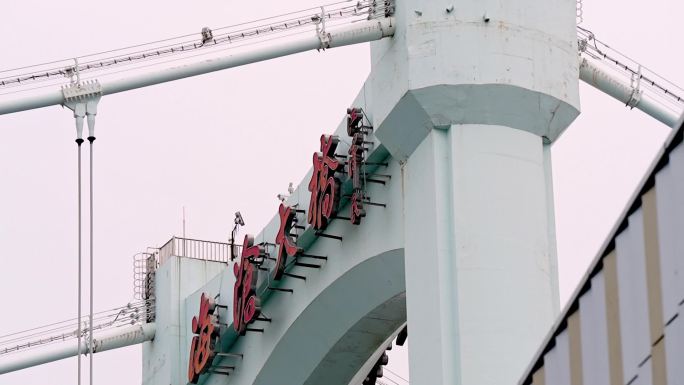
[308,135,342,230]
[185,108,388,380]
[233,234,263,335]
[274,203,302,280]
[346,107,364,136]
[347,108,367,225]
[348,134,366,225]
[188,293,219,384]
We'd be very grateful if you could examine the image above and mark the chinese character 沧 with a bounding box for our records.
[233,234,263,335]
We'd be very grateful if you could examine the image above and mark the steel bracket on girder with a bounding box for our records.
[314,7,330,50]
[62,80,103,139]
[578,38,588,53]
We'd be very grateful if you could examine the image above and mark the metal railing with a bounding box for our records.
[131,237,230,318]
[158,236,231,265]
[133,252,157,301]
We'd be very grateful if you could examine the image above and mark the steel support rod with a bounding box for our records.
[76,139,83,385]
[0,18,395,116]
[87,136,95,385]
[0,323,156,375]
[579,57,681,128]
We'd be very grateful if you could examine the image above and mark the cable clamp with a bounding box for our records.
[62,80,102,103]
[366,0,376,19]
[384,0,395,17]
[315,7,330,50]
[62,80,103,140]
[64,58,81,85]
[201,27,214,44]
[627,65,642,109]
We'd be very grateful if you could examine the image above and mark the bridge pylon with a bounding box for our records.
[366,0,580,383]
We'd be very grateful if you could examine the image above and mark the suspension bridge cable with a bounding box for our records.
[61,3,363,68]
[384,367,409,383]
[0,303,154,342]
[577,26,684,105]
[579,26,684,95]
[88,134,95,385]
[0,0,373,85]
[0,313,133,347]
[0,311,151,350]
[0,303,153,355]
[0,300,150,340]
[378,376,402,385]
[0,14,362,98]
[0,317,155,355]
[0,0,359,76]
[0,0,389,95]
[0,0,388,89]
[76,136,84,385]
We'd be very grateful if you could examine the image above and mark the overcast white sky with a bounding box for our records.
[0,0,682,384]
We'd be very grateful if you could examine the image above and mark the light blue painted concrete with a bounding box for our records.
[144,0,580,383]
[368,0,578,382]
[142,257,226,385]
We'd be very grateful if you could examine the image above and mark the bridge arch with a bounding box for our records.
[180,157,409,385]
[254,249,406,385]
[195,248,406,385]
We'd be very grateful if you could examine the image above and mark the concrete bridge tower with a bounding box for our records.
[367,0,580,383]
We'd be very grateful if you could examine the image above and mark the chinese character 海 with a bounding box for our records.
[188,293,218,383]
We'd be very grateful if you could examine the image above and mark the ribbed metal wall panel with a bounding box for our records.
[531,367,546,385]
[654,162,681,324]
[670,146,684,306]
[579,271,610,385]
[638,358,654,385]
[519,119,684,385]
[664,306,684,384]
[544,330,572,385]
[615,209,651,382]
[655,143,684,323]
